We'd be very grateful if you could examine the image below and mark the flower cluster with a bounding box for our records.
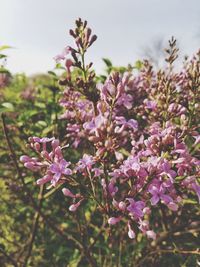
[21,19,200,241]
[20,137,72,187]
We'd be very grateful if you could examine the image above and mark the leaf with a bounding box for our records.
[48,71,57,77]
[0,102,14,113]
[182,199,198,204]
[102,58,112,67]
[35,102,46,108]
[0,45,12,51]
[68,249,82,267]
[35,120,47,127]
[42,124,54,135]
[134,60,143,70]
[0,68,10,74]
[0,54,7,59]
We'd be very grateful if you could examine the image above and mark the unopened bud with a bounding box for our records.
[69,199,83,212]
[89,35,97,47]
[34,142,40,151]
[69,29,76,38]
[62,188,76,198]
[20,155,30,163]
[119,201,126,211]
[108,217,121,225]
[52,139,60,150]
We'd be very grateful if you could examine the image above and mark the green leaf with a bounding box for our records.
[102,58,112,67]
[182,199,198,204]
[35,120,47,127]
[35,102,46,108]
[0,54,7,59]
[134,60,143,70]
[48,71,57,77]
[0,68,10,74]
[0,102,14,113]
[0,45,12,51]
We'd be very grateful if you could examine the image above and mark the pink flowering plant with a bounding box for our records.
[2,18,199,266]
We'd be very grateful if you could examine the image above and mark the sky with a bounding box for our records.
[0,0,200,75]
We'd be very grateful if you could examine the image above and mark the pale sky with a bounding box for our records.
[0,0,200,75]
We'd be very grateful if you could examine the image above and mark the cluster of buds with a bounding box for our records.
[20,137,72,187]
[54,18,98,102]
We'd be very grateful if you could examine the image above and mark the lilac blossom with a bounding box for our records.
[21,21,200,243]
[76,154,95,171]
[49,159,72,186]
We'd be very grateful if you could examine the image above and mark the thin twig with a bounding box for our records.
[0,248,18,267]
[1,113,25,186]
[135,248,200,267]
[22,185,44,267]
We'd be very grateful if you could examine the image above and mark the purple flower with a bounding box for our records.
[32,137,55,143]
[148,184,173,206]
[108,178,118,197]
[115,116,138,131]
[53,46,70,63]
[144,99,157,110]
[126,199,145,219]
[76,154,95,171]
[160,161,176,182]
[117,93,133,109]
[127,119,138,131]
[191,182,200,203]
[49,159,72,186]
[92,167,103,177]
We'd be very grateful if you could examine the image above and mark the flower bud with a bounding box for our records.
[62,188,76,198]
[119,201,126,211]
[41,151,51,160]
[108,217,121,225]
[69,199,83,212]
[89,35,97,47]
[128,222,135,239]
[168,202,178,211]
[55,146,63,159]
[146,230,156,240]
[20,155,30,163]
[52,139,60,150]
[34,142,40,151]
[37,175,52,185]
[24,162,38,171]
